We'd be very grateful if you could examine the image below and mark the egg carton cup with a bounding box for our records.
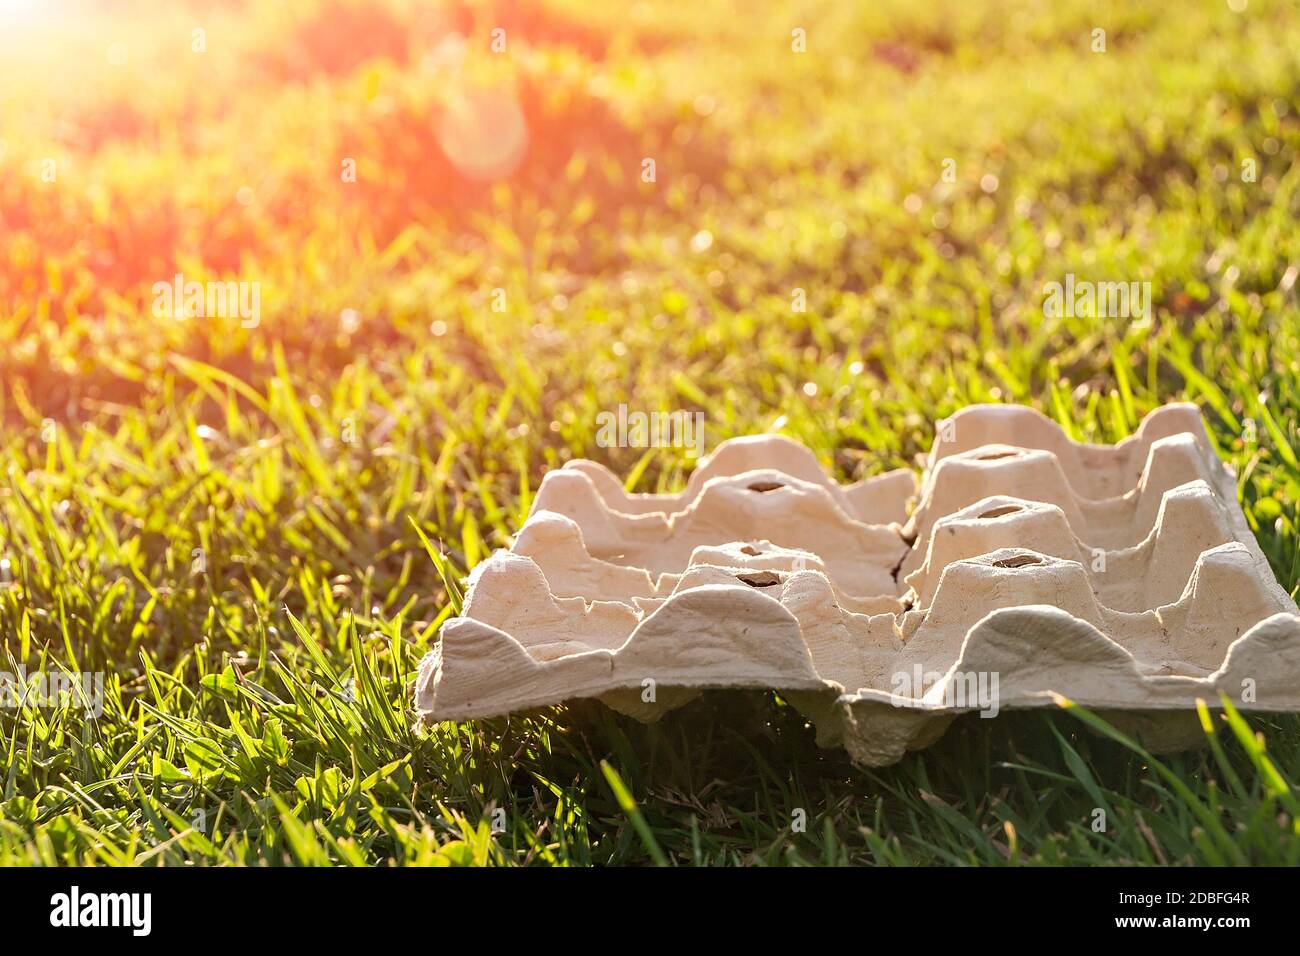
[415,404,1300,766]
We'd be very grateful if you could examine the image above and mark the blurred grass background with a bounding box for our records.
[1,0,1300,865]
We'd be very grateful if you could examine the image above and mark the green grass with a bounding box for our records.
[2,0,1300,865]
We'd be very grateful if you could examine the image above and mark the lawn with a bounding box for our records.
[2,0,1300,865]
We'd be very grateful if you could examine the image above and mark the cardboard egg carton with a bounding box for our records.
[415,404,1300,766]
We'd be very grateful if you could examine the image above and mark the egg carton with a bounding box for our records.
[414,404,1300,766]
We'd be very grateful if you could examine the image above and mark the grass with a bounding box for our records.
[1,0,1300,865]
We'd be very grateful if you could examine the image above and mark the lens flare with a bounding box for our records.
[434,88,528,182]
